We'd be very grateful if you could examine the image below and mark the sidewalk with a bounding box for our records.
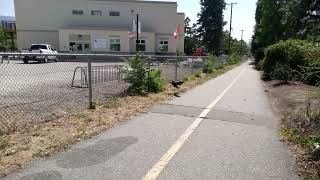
[3,62,298,180]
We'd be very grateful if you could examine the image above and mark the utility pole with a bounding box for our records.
[240,30,245,46]
[240,29,245,55]
[227,2,237,53]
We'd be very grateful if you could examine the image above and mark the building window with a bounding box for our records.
[109,11,120,16]
[91,10,102,16]
[72,10,84,15]
[136,40,146,52]
[110,39,121,52]
[159,40,169,52]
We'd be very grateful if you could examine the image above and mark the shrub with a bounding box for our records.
[262,40,320,85]
[124,53,149,95]
[144,69,165,93]
[230,51,241,65]
[0,138,9,150]
[299,57,320,86]
[202,54,215,74]
[89,101,97,110]
[123,53,165,95]
[271,63,296,83]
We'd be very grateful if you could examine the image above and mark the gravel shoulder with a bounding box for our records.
[264,80,320,179]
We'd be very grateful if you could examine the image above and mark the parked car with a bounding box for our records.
[22,44,58,63]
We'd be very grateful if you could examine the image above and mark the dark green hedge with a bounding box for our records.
[262,40,320,86]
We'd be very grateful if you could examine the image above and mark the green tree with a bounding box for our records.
[251,0,286,62]
[251,0,320,62]
[0,31,6,50]
[222,31,250,56]
[184,17,199,55]
[283,0,320,41]
[197,0,226,55]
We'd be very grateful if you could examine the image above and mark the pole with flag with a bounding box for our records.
[174,24,181,40]
[174,24,182,54]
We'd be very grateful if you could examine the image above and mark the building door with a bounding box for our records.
[69,34,91,52]
[76,44,83,51]
[70,42,90,52]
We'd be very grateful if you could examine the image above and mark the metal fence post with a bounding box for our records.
[148,55,151,70]
[175,57,178,81]
[191,57,194,75]
[88,55,93,108]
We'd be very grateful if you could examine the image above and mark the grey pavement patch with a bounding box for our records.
[150,104,204,118]
[20,171,62,180]
[205,109,277,129]
[56,136,138,169]
[158,119,298,180]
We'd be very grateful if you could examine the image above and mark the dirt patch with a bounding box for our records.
[0,62,243,177]
[264,80,320,179]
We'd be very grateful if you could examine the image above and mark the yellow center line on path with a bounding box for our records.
[141,67,246,180]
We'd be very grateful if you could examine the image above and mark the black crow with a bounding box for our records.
[170,80,184,88]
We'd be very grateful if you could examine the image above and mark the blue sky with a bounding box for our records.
[0,0,257,42]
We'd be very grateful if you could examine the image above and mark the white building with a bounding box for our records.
[14,0,185,54]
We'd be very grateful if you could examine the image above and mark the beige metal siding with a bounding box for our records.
[176,13,185,53]
[14,0,184,53]
[15,0,177,33]
[16,31,59,49]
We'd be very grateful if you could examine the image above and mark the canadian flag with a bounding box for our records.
[128,28,134,39]
[174,24,182,39]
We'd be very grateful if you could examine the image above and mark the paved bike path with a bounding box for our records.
[3,61,298,180]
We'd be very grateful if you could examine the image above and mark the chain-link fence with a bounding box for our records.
[0,52,230,135]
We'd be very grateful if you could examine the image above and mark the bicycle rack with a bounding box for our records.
[71,65,128,88]
[71,67,88,88]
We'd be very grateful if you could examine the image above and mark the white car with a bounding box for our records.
[22,44,59,63]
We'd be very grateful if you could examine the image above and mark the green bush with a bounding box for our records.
[230,51,241,65]
[262,40,320,85]
[123,53,165,95]
[202,54,215,74]
[124,53,148,95]
[144,69,165,93]
[299,55,320,86]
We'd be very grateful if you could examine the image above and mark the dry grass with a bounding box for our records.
[0,62,243,177]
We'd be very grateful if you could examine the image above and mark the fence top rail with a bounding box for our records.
[0,52,209,59]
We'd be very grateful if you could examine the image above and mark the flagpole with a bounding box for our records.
[136,14,139,53]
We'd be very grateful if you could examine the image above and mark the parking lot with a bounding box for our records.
[0,56,207,134]
[0,59,129,133]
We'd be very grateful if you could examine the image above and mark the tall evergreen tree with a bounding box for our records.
[184,17,199,55]
[251,0,286,62]
[197,0,226,55]
[283,0,320,41]
[251,0,319,62]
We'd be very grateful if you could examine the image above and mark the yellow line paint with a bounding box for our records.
[141,68,246,180]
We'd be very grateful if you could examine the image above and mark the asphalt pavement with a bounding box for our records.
[2,61,298,180]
